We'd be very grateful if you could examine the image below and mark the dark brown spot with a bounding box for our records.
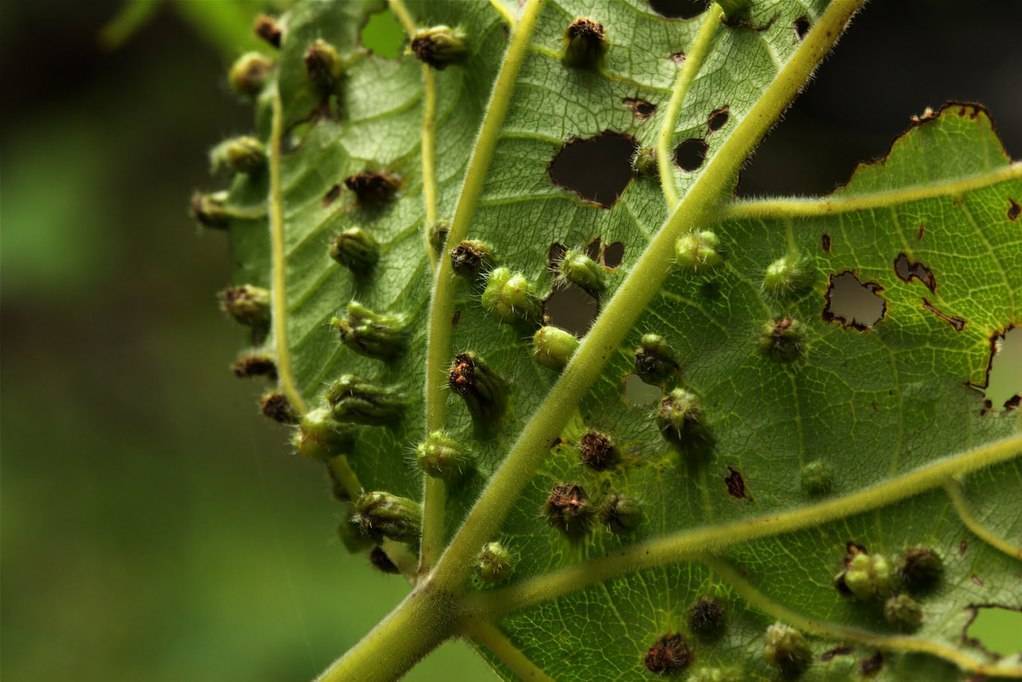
[688,597,726,640]
[917,224,926,240]
[959,539,968,556]
[260,392,298,424]
[794,16,811,40]
[544,283,599,336]
[860,652,883,677]
[644,633,693,675]
[624,97,657,120]
[254,14,282,48]
[548,131,639,208]
[670,51,686,64]
[603,242,625,268]
[579,431,619,470]
[323,183,342,206]
[823,271,886,330]
[820,645,853,662]
[980,398,994,417]
[921,298,966,331]
[369,546,399,573]
[1005,394,1021,411]
[1009,199,1021,221]
[450,240,493,279]
[707,106,730,132]
[724,466,750,500]
[545,483,592,536]
[970,574,984,587]
[344,171,399,204]
[232,354,277,379]
[821,233,831,253]
[673,138,708,172]
[547,242,567,269]
[893,252,936,291]
[586,238,602,260]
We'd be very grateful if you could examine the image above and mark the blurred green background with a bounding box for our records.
[1,1,1018,680]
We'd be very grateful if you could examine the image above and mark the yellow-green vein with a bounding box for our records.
[945,478,1022,559]
[461,619,553,681]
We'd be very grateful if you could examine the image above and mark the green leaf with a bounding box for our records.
[205,0,1021,679]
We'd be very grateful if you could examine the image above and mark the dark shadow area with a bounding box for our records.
[548,131,638,208]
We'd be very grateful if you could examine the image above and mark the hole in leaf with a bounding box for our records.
[823,271,886,329]
[548,131,639,208]
[586,238,602,260]
[649,0,708,20]
[794,16,811,40]
[707,106,730,132]
[964,606,1022,656]
[544,283,599,336]
[623,374,661,406]
[1009,199,1020,221]
[673,138,708,171]
[724,466,750,500]
[893,252,936,291]
[361,9,404,59]
[982,327,1022,411]
[623,97,657,120]
[547,242,567,269]
[603,242,625,268]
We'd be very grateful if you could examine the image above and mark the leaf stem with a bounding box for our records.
[460,620,553,681]
[419,0,547,572]
[656,4,723,208]
[429,0,866,593]
[465,433,1022,616]
[723,162,1022,219]
[944,478,1022,559]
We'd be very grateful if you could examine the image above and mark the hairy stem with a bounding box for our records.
[460,619,553,681]
[429,0,866,592]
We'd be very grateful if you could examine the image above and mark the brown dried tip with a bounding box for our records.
[369,546,400,574]
[545,483,592,536]
[344,171,399,204]
[254,14,282,48]
[644,633,692,675]
[231,353,277,379]
[578,430,619,471]
[260,391,298,424]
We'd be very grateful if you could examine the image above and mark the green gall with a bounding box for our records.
[644,633,693,676]
[763,255,814,296]
[336,506,375,553]
[260,391,298,425]
[764,622,812,678]
[800,459,833,497]
[599,493,641,533]
[841,551,893,600]
[481,267,542,325]
[759,317,804,363]
[532,326,579,370]
[884,593,923,631]
[329,227,379,274]
[416,431,472,482]
[634,333,679,385]
[331,301,407,360]
[410,25,468,69]
[688,597,726,641]
[476,541,513,584]
[253,14,282,48]
[632,146,657,176]
[897,547,943,594]
[563,17,607,69]
[579,430,618,471]
[228,52,273,98]
[231,352,277,379]
[559,249,606,294]
[351,491,422,544]
[210,135,265,175]
[428,221,449,253]
[191,190,230,229]
[219,284,270,327]
[545,483,592,537]
[293,406,355,461]
[326,374,405,425]
[304,38,344,95]
[656,387,714,457]
[449,352,507,425]
[675,230,722,271]
[345,171,400,204]
[450,239,494,280]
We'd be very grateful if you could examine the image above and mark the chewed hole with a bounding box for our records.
[674,138,708,172]
[603,242,625,268]
[361,8,404,59]
[623,373,661,406]
[893,252,936,291]
[985,327,1022,411]
[707,106,730,132]
[586,238,602,260]
[549,131,639,208]
[965,606,1022,656]
[823,271,886,329]
[544,283,599,336]
[649,0,708,20]
[624,97,657,121]
[794,16,811,40]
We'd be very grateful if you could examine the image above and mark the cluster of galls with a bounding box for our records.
[544,482,641,538]
[643,596,729,676]
[833,543,943,632]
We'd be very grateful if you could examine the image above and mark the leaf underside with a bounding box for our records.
[216,0,1021,679]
